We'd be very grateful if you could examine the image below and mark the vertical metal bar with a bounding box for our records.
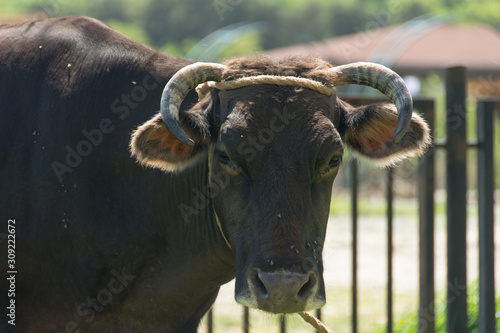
[445,67,468,333]
[351,160,358,333]
[280,315,286,333]
[244,306,249,333]
[476,100,496,333]
[207,308,213,333]
[387,168,394,333]
[316,309,322,333]
[416,100,436,333]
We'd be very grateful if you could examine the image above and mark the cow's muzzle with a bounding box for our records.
[236,268,325,313]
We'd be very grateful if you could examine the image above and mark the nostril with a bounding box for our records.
[297,273,316,299]
[254,273,269,298]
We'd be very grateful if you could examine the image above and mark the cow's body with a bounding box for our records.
[0,16,430,333]
[0,17,234,332]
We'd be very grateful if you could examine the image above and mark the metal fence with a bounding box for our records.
[204,66,498,333]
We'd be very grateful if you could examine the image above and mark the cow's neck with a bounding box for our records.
[148,158,236,330]
[173,156,234,262]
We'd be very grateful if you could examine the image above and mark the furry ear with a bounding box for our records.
[130,100,212,172]
[130,114,201,172]
[130,90,218,172]
[338,100,431,166]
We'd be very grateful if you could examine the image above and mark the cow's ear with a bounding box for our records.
[338,100,431,166]
[130,98,213,172]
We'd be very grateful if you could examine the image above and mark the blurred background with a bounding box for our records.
[1,1,499,332]
[1,0,499,60]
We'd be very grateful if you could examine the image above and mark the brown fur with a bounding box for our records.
[221,55,335,86]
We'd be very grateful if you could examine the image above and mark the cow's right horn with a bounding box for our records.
[328,62,413,143]
[160,62,226,146]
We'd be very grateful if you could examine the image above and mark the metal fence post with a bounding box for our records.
[316,309,322,333]
[280,315,286,333]
[351,160,359,333]
[476,100,497,333]
[445,66,468,333]
[244,306,249,333]
[416,100,436,333]
[207,308,213,333]
[386,167,394,333]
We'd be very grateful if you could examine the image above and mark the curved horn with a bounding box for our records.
[329,62,412,143]
[160,62,227,146]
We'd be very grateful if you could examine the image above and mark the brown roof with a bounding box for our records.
[265,23,500,76]
[0,12,49,25]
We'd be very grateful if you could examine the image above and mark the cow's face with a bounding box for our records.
[130,57,430,314]
[209,87,341,312]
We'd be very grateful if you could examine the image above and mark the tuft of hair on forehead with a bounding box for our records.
[221,55,335,86]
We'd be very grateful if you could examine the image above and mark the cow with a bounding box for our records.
[0,16,430,333]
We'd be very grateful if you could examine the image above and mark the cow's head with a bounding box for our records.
[130,56,430,313]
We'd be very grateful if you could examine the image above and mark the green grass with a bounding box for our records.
[329,195,449,217]
[391,281,500,333]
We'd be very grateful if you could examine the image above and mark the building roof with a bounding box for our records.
[265,22,500,76]
[0,12,49,25]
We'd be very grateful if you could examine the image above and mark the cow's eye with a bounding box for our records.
[217,152,241,175]
[218,153,232,166]
[328,156,342,168]
[320,155,342,177]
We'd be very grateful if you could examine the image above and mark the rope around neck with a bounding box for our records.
[196,75,336,100]
[214,211,232,250]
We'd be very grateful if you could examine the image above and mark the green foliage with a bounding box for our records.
[392,280,500,332]
[144,0,220,47]
[216,31,263,60]
[0,0,35,15]
[105,20,152,46]
[160,38,199,57]
[453,0,500,27]
[1,0,498,59]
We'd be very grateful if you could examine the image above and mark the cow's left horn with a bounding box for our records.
[160,62,227,146]
[329,62,412,143]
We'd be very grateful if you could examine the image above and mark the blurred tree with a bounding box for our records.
[216,31,263,60]
[395,1,433,22]
[161,37,199,57]
[144,0,219,47]
[106,20,152,45]
[87,0,127,21]
[4,0,499,52]
[328,3,374,36]
[454,0,500,28]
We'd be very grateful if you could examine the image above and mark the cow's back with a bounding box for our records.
[0,16,175,237]
[0,17,170,220]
